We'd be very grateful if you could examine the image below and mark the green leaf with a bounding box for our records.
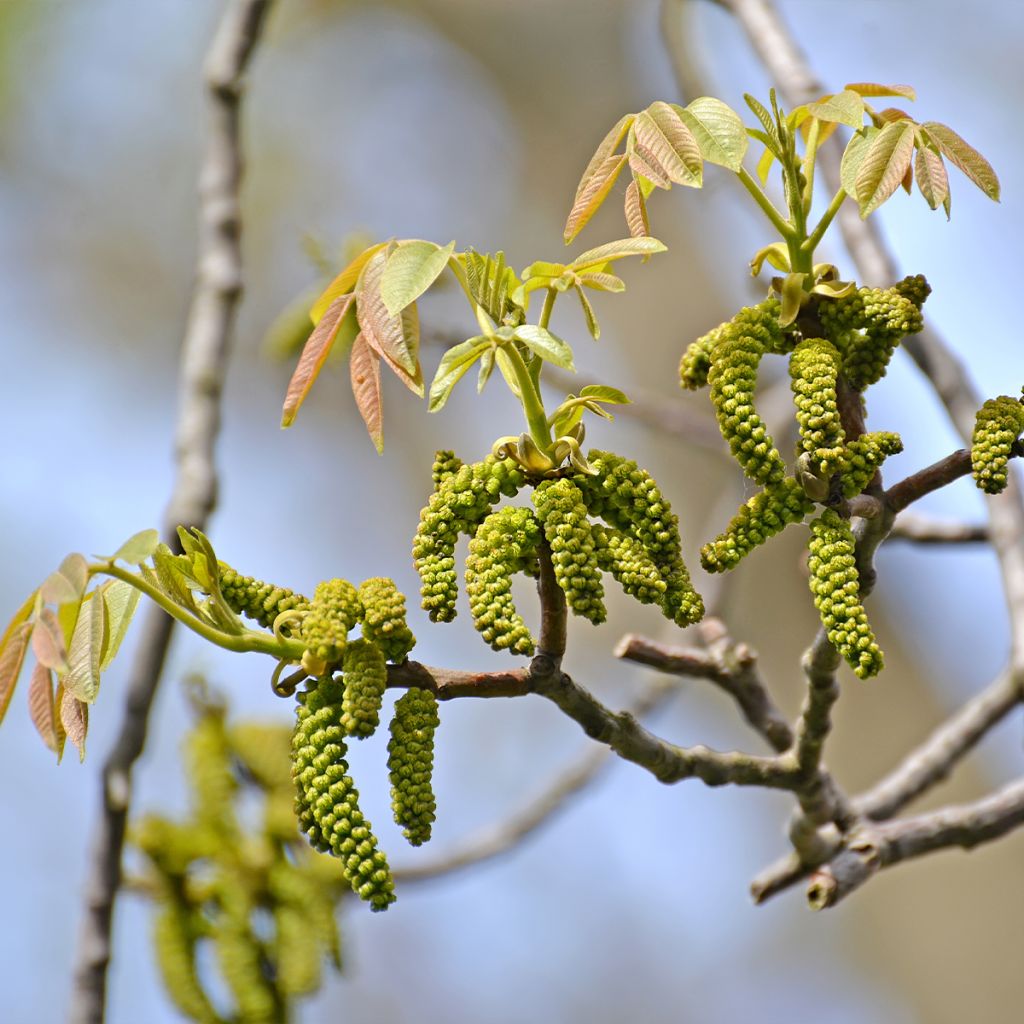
[914,140,950,213]
[0,620,33,727]
[428,337,491,412]
[580,384,630,404]
[854,120,916,217]
[521,260,568,281]
[550,403,585,438]
[110,529,160,566]
[564,114,634,243]
[99,580,140,672]
[676,97,747,171]
[380,239,455,317]
[512,326,575,370]
[494,348,522,399]
[31,607,68,675]
[749,243,790,276]
[756,146,776,186]
[744,93,782,155]
[571,236,667,271]
[804,90,864,128]
[477,347,495,393]
[575,286,600,340]
[778,272,808,327]
[839,126,878,196]
[152,545,196,613]
[920,122,999,201]
[632,103,702,187]
[349,334,384,453]
[281,294,358,427]
[845,82,917,102]
[65,592,106,704]
[309,242,386,325]
[577,271,625,293]
[811,279,857,298]
[40,554,89,607]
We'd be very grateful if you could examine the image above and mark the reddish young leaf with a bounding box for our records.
[844,82,917,102]
[60,687,88,763]
[28,662,58,754]
[624,178,650,238]
[40,554,88,606]
[357,250,418,378]
[921,122,1000,201]
[281,293,357,428]
[855,120,916,217]
[31,607,68,675]
[349,333,384,453]
[374,302,424,397]
[564,113,634,243]
[0,621,32,726]
[309,241,386,324]
[914,144,950,213]
[631,104,701,187]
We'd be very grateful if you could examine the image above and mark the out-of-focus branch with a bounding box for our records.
[807,779,1024,909]
[616,618,793,752]
[854,669,1021,821]
[69,3,273,1021]
[887,513,988,544]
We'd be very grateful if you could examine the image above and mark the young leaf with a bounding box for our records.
[429,337,492,412]
[676,97,748,171]
[65,592,106,704]
[756,146,776,186]
[840,126,878,196]
[477,347,495,393]
[854,120,916,217]
[40,554,88,607]
[624,178,650,238]
[877,107,914,124]
[494,348,522,399]
[804,90,864,128]
[571,237,667,271]
[368,303,425,397]
[99,580,141,672]
[920,122,999,201]
[356,251,418,376]
[512,326,575,370]
[0,621,32,726]
[564,113,634,243]
[580,384,631,404]
[845,82,917,101]
[381,240,456,317]
[310,242,386,325]
[110,529,160,566]
[577,272,625,293]
[631,103,702,187]
[349,334,384,453]
[778,272,808,327]
[575,287,600,340]
[744,93,782,156]
[28,663,59,755]
[281,293,358,428]
[750,242,791,276]
[32,607,68,676]
[60,687,88,763]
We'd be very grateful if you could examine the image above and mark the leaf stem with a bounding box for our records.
[801,117,820,214]
[538,288,557,330]
[737,166,795,240]
[501,344,553,453]
[802,188,848,255]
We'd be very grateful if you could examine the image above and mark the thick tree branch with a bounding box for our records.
[69,4,273,1021]
[886,449,973,513]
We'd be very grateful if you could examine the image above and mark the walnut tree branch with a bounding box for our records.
[68,4,273,1021]
[887,513,988,545]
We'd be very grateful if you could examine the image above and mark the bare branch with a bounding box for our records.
[69,3,273,1021]
[386,661,530,700]
[886,449,973,513]
[854,669,1021,821]
[808,779,1024,909]
[887,513,988,545]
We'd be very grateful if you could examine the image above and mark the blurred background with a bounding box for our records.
[2,0,1023,1021]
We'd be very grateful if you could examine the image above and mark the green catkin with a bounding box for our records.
[412,456,526,622]
[291,676,395,911]
[340,638,388,738]
[388,687,440,846]
[818,285,923,390]
[707,302,787,484]
[827,431,904,498]
[300,578,362,666]
[268,864,326,998]
[213,882,280,1024]
[578,451,704,626]
[790,337,845,457]
[971,396,1024,494]
[357,577,416,663]
[700,478,815,573]
[152,901,222,1024]
[892,273,932,310]
[593,525,667,607]
[679,321,725,391]
[532,478,607,624]
[464,506,541,655]
[228,722,293,792]
[431,449,464,489]
[217,563,309,630]
[185,712,236,831]
[807,509,883,679]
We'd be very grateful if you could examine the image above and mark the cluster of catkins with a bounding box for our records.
[218,566,440,912]
[679,277,931,679]
[132,707,346,1023]
[412,449,705,655]
[970,391,1024,495]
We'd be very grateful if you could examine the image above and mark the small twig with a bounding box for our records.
[69,4,273,1021]
[386,661,530,701]
[808,779,1024,909]
[886,449,973,513]
[887,513,988,544]
[854,669,1022,821]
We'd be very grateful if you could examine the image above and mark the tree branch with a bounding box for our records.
[69,3,273,1021]
[886,449,973,513]
[887,513,988,544]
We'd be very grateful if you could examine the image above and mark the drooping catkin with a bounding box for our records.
[790,337,845,457]
[152,900,221,1024]
[464,505,541,655]
[593,524,667,607]
[971,395,1024,494]
[290,675,395,910]
[217,563,309,630]
[299,578,362,666]
[388,687,440,846]
[357,577,415,663]
[340,638,388,738]
[807,509,883,679]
